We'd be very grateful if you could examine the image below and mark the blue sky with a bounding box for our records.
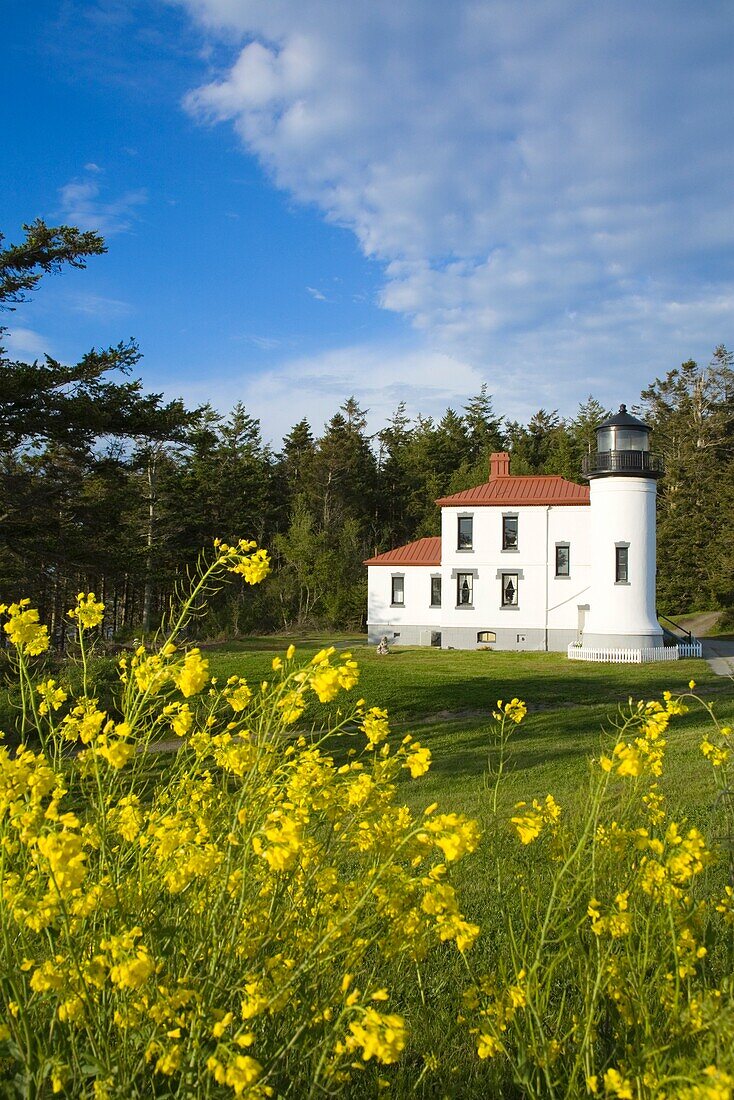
[3,1,733,445]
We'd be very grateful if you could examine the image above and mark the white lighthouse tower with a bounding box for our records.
[581,405,664,651]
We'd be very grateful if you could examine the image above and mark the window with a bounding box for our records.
[458,515,473,550]
[430,576,442,607]
[555,543,570,577]
[457,573,473,606]
[391,576,404,605]
[615,545,629,584]
[502,514,518,550]
[477,630,496,644]
[501,572,518,606]
[430,631,442,647]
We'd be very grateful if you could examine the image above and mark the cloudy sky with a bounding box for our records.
[3,1,733,443]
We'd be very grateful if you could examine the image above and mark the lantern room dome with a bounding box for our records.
[582,404,664,479]
[595,404,650,454]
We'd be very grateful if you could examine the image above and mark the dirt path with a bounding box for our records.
[676,611,723,637]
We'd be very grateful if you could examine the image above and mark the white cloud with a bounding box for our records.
[58,174,147,235]
[176,0,734,414]
[305,286,326,301]
[65,291,132,318]
[2,327,52,361]
[161,341,490,446]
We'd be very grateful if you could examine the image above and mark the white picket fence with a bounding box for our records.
[677,641,703,658]
[568,639,702,663]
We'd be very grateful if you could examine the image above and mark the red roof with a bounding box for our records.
[364,536,442,566]
[436,475,589,507]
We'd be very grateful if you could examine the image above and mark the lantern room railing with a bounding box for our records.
[582,450,665,478]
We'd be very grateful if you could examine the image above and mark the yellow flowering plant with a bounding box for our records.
[0,540,482,1098]
[486,696,528,813]
[461,690,734,1098]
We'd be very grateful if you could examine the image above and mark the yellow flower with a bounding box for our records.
[511,795,560,844]
[102,928,154,990]
[175,649,209,698]
[170,704,194,737]
[511,806,543,844]
[68,592,105,629]
[37,831,87,895]
[404,743,432,778]
[499,697,527,724]
[95,736,135,770]
[36,679,68,715]
[276,690,305,724]
[362,707,390,746]
[2,602,50,655]
[477,1032,503,1059]
[227,680,252,712]
[603,1068,633,1098]
[50,1064,70,1093]
[337,655,359,691]
[716,885,734,924]
[701,739,729,767]
[614,743,643,777]
[348,1008,406,1064]
[424,813,481,862]
[252,812,303,871]
[212,1011,234,1039]
[228,547,271,586]
[311,666,341,703]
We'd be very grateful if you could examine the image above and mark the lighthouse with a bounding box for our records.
[580,405,665,651]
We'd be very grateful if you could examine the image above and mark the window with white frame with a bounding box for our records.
[391,575,404,606]
[502,514,518,550]
[457,572,473,606]
[501,572,519,607]
[430,576,442,607]
[457,515,473,550]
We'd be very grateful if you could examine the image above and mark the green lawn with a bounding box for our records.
[205,635,733,825]
[206,635,722,719]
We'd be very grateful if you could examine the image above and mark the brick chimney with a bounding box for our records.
[490,452,511,479]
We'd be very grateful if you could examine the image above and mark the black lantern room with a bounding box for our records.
[581,405,664,479]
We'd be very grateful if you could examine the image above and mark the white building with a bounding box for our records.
[365,406,669,654]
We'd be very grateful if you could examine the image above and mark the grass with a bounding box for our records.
[201,638,733,834]
[206,636,723,721]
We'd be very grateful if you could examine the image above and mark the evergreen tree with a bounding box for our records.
[640,348,734,613]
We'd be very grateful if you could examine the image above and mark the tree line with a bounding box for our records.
[1,221,732,641]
